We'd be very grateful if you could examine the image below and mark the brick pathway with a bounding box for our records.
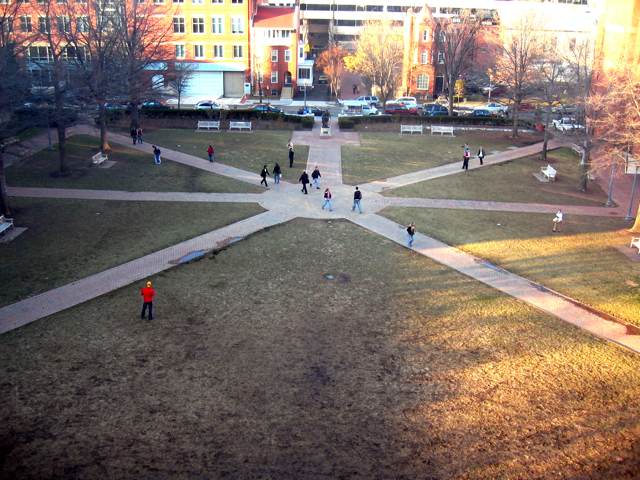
[3,123,638,354]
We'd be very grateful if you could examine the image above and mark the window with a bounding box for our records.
[194,44,204,58]
[192,0,203,4]
[438,31,446,42]
[20,16,31,32]
[437,51,444,63]
[422,29,430,41]
[417,74,429,90]
[212,16,223,33]
[271,49,278,62]
[284,49,290,62]
[231,0,242,3]
[152,0,164,5]
[231,16,243,33]
[173,0,183,3]
[38,16,50,33]
[0,17,12,33]
[270,71,278,83]
[420,51,429,64]
[29,46,51,62]
[213,44,223,58]
[192,17,204,33]
[212,0,222,3]
[232,45,242,58]
[77,16,89,32]
[298,67,310,80]
[173,17,185,33]
[57,16,70,33]
[175,44,185,58]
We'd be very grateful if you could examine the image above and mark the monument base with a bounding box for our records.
[320,127,331,137]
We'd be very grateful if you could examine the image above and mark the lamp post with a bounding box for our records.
[625,166,638,221]
[605,162,616,207]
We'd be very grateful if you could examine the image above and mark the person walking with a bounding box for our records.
[207,144,215,162]
[136,127,143,144]
[260,165,270,188]
[407,222,416,248]
[273,162,282,184]
[552,209,563,232]
[311,166,322,189]
[299,170,310,194]
[462,144,470,172]
[352,186,363,213]
[322,188,333,211]
[152,145,162,165]
[477,146,485,166]
[140,280,155,321]
[288,140,295,168]
[130,128,137,145]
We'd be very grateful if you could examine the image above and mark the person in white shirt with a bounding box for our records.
[553,210,563,232]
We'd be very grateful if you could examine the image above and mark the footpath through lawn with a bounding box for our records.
[0,197,263,307]
[1,219,639,479]
[6,135,260,194]
[387,148,609,206]
[144,129,309,183]
[341,131,539,185]
[382,207,640,326]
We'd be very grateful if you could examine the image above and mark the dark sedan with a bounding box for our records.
[251,104,283,113]
[422,103,449,117]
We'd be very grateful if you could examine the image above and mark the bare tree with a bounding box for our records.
[344,21,403,104]
[316,43,347,99]
[433,14,481,115]
[168,61,196,109]
[493,14,542,137]
[588,66,640,231]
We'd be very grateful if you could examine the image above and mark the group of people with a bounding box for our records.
[129,127,144,145]
[461,144,485,172]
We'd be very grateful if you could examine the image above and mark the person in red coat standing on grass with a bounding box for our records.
[140,281,155,321]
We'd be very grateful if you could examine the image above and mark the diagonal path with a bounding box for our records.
[363,139,570,193]
[351,214,640,353]
[0,210,294,335]
[383,196,626,217]
[8,186,264,204]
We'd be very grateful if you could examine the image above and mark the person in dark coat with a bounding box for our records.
[311,166,322,189]
[130,128,137,145]
[407,222,416,247]
[477,146,485,165]
[462,144,470,172]
[273,162,282,184]
[136,127,143,144]
[352,186,363,213]
[152,145,161,165]
[260,165,270,187]
[288,141,295,168]
[322,188,333,211]
[299,170,310,194]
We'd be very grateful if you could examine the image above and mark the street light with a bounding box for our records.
[625,147,639,221]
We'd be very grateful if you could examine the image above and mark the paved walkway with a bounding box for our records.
[3,123,639,354]
[0,211,294,335]
[364,139,569,193]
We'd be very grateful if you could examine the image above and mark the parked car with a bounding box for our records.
[251,103,283,113]
[384,102,419,115]
[552,103,578,115]
[317,74,329,84]
[422,103,449,117]
[477,102,509,115]
[297,107,323,116]
[340,100,378,116]
[103,102,128,111]
[141,100,170,110]
[471,109,492,117]
[356,95,380,107]
[395,96,418,107]
[552,117,585,132]
[195,100,222,110]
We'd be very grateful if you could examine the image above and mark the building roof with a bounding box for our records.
[254,7,296,29]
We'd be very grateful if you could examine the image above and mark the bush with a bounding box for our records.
[338,117,355,129]
[337,114,532,130]
[13,107,78,128]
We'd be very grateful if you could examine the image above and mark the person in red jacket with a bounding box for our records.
[207,144,214,163]
[140,281,155,320]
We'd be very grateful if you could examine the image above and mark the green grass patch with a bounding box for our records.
[15,127,43,142]
[7,135,260,193]
[341,131,530,185]
[0,197,264,306]
[382,207,640,326]
[1,219,639,478]
[144,129,309,183]
[387,148,608,206]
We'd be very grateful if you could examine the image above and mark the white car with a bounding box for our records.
[396,96,418,107]
[477,102,509,115]
[552,117,585,132]
[195,100,223,110]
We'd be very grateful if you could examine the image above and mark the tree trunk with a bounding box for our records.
[98,104,110,153]
[57,124,67,174]
[511,101,520,138]
[53,78,67,174]
[0,153,10,217]
[631,205,640,232]
[130,102,140,130]
[579,137,590,193]
[541,104,551,161]
[447,74,455,116]
[177,91,181,110]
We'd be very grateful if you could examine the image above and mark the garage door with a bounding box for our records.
[186,72,224,101]
[224,72,244,97]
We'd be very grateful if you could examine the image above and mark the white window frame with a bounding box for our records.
[416,74,429,90]
[420,51,429,64]
[437,51,445,64]
[213,44,223,58]
[175,44,185,58]
[422,29,430,41]
[194,44,204,59]
[192,17,205,34]
[231,16,243,34]
[20,15,32,32]
[232,45,243,58]
[270,71,278,83]
[271,49,278,62]
[173,17,185,33]
[211,16,223,34]
[211,0,222,3]
[284,49,291,62]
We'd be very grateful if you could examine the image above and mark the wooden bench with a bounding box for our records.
[400,124,423,135]
[0,215,14,236]
[630,237,640,254]
[91,151,108,165]
[228,121,252,132]
[430,125,455,136]
[197,120,221,131]
[541,164,557,181]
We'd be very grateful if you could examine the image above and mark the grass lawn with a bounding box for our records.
[6,135,260,193]
[0,197,263,307]
[387,148,609,206]
[341,131,537,185]
[382,207,640,326]
[144,129,309,183]
[2,219,640,479]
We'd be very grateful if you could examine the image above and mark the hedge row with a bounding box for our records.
[12,107,78,129]
[338,115,533,130]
